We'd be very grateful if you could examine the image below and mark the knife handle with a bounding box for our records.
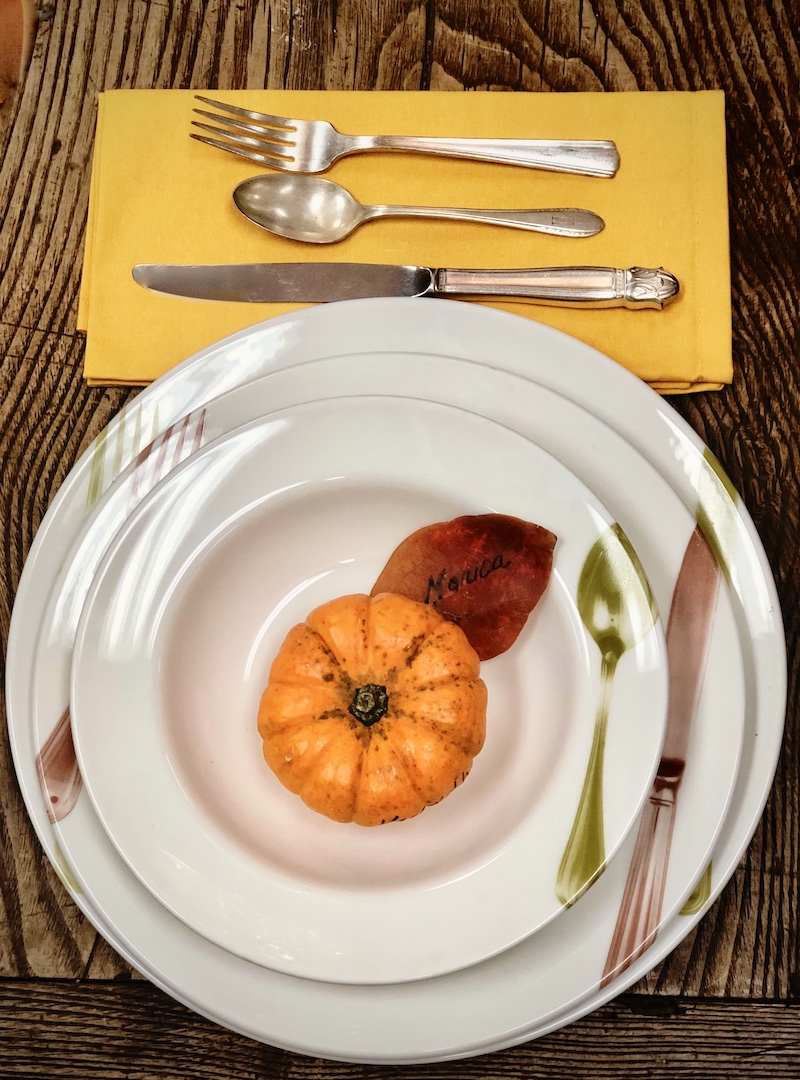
[434,266,680,309]
[599,768,682,988]
[35,707,82,824]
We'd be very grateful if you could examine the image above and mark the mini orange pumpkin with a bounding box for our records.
[257,593,487,826]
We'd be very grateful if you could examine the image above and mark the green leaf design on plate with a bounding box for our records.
[86,422,109,510]
[85,402,161,510]
[680,860,713,915]
[676,450,737,920]
[54,843,81,893]
[556,523,659,907]
[696,448,739,582]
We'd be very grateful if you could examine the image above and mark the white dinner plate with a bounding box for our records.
[7,299,782,1063]
[26,343,744,1055]
[70,395,667,984]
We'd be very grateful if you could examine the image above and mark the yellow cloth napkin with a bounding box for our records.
[79,89,732,392]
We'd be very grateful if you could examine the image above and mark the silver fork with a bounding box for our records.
[190,95,620,178]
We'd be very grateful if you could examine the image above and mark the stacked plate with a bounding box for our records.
[6,299,786,1063]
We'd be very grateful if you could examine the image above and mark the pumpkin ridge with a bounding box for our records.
[269,671,351,693]
[265,673,352,700]
[260,712,347,736]
[402,674,481,692]
[364,739,426,802]
[391,707,475,756]
[258,673,351,732]
[304,625,361,685]
[388,715,474,804]
[401,626,477,673]
[391,733,438,800]
[305,601,371,681]
[296,736,365,817]
[403,629,432,666]
[394,748,427,802]
[266,722,353,786]
[368,594,441,673]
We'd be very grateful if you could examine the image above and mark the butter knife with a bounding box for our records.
[132,263,680,309]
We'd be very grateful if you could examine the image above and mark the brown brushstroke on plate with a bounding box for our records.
[600,525,720,988]
[36,708,82,824]
[600,449,741,984]
[35,408,207,823]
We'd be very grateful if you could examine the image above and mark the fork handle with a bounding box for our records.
[347,135,620,178]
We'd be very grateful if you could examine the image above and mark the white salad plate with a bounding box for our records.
[6,298,783,1063]
[69,394,668,984]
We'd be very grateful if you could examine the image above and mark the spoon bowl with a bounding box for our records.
[235,175,365,244]
[233,174,605,244]
[556,523,660,907]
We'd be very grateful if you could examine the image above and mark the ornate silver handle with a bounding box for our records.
[433,266,680,308]
[347,135,620,178]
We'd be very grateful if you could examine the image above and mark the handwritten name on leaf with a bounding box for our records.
[371,514,557,660]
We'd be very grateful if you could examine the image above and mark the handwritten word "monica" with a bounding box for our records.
[425,553,512,603]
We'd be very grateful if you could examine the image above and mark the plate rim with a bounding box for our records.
[6,298,782,1062]
[68,392,669,985]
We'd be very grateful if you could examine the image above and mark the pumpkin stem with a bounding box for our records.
[348,684,389,727]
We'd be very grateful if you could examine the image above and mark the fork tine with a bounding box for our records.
[190,121,295,157]
[192,109,296,146]
[189,132,294,168]
[194,95,295,130]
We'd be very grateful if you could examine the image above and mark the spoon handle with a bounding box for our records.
[556,651,618,907]
[364,204,604,237]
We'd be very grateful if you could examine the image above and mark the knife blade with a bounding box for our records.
[131,263,680,309]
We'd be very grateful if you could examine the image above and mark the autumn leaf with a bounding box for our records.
[371,514,557,660]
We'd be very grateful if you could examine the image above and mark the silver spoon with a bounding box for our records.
[233,174,605,244]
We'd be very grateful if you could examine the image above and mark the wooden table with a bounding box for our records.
[1,2,798,1076]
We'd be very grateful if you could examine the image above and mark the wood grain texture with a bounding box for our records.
[2,982,800,1078]
[0,0,799,1069]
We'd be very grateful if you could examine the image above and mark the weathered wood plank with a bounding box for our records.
[2,981,800,1078]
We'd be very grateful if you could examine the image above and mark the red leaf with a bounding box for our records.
[371,514,557,660]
